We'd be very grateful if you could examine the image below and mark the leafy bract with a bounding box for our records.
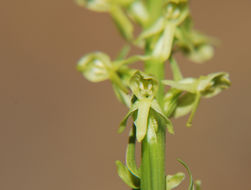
[166,172,185,190]
[116,160,140,189]
[126,125,140,178]
[177,159,194,190]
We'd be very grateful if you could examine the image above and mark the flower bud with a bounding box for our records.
[77,52,111,82]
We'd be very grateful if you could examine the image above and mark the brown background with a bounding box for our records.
[0,0,251,190]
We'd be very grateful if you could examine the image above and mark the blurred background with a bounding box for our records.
[0,0,251,190]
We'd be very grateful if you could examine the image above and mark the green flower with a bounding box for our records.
[135,1,189,62]
[77,52,129,93]
[175,17,216,63]
[77,52,111,82]
[163,72,230,126]
[119,71,174,142]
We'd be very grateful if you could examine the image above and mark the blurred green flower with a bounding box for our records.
[163,72,230,126]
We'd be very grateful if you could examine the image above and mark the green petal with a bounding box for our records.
[112,84,131,107]
[177,159,194,190]
[152,22,176,62]
[173,92,196,118]
[166,172,185,190]
[198,72,230,98]
[162,78,197,93]
[151,99,174,134]
[116,160,140,189]
[163,90,181,117]
[118,101,139,133]
[136,17,165,42]
[126,125,140,178]
[170,57,183,81]
[135,99,152,142]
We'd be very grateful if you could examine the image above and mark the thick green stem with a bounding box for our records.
[146,0,163,27]
[140,1,166,189]
[141,49,166,190]
[141,122,166,190]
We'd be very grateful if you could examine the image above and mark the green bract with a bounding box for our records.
[116,160,140,189]
[166,172,185,190]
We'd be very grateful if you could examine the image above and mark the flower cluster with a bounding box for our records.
[76,0,230,190]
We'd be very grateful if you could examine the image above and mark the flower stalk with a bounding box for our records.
[75,0,230,190]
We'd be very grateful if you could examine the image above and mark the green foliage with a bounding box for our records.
[116,160,140,189]
[76,0,230,189]
[166,172,185,190]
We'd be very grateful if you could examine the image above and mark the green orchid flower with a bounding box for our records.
[77,52,129,93]
[163,72,230,126]
[175,17,216,63]
[136,0,189,62]
[118,71,174,142]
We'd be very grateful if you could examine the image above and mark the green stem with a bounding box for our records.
[145,61,165,106]
[141,122,166,190]
[141,1,166,189]
[146,0,163,27]
[141,41,166,190]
